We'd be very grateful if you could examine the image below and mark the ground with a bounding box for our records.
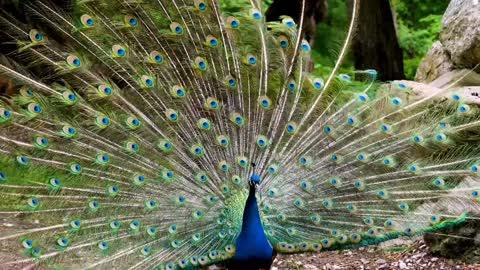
[270,240,480,270]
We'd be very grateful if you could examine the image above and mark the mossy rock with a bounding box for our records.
[424,218,480,263]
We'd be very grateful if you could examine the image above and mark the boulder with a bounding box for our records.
[441,0,480,68]
[415,41,454,83]
[415,0,480,83]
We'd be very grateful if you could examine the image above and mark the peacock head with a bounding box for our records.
[250,174,261,188]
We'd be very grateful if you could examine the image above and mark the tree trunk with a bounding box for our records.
[351,0,406,80]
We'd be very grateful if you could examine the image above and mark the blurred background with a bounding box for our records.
[222,0,450,81]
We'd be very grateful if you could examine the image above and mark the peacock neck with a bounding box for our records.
[233,182,273,265]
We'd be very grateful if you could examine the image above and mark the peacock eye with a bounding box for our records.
[312,78,323,89]
[282,18,295,27]
[459,104,470,113]
[126,116,141,129]
[112,45,127,57]
[1,108,11,119]
[249,56,256,64]
[66,55,82,68]
[141,75,154,88]
[323,126,332,134]
[191,145,205,156]
[16,155,29,165]
[358,93,369,102]
[35,136,49,147]
[227,77,236,87]
[194,56,207,70]
[391,97,402,106]
[197,118,211,130]
[141,247,150,256]
[80,14,95,27]
[194,0,207,10]
[29,29,45,43]
[288,80,296,91]
[206,35,218,47]
[70,219,81,229]
[170,22,183,34]
[145,199,156,209]
[27,103,42,115]
[27,197,39,208]
[148,50,164,64]
[258,96,271,108]
[227,17,239,28]
[301,40,311,51]
[124,15,138,26]
[171,85,186,98]
[339,73,352,82]
[218,161,230,172]
[250,8,262,20]
[380,124,391,132]
[166,109,179,122]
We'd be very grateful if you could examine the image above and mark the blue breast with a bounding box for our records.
[234,184,273,262]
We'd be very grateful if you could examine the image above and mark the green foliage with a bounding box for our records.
[220,0,272,13]
[312,0,353,78]
[392,0,449,79]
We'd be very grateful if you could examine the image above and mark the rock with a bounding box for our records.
[424,217,480,262]
[271,267,278,270]
[416,0,480,83]
[304,263,318,270]
[399,261,407,269]
[375,259,386,264]
[207,265,224,270]
[360,258,369,264]
[441,0,480,68]
[415,41,454,83]
[411,252,426,259]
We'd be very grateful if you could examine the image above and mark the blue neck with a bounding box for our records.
[233,184,273,262]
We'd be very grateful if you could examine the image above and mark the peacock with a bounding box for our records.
[0,0,479,269]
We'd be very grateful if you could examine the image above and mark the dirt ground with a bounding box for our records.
[270,240,480,270]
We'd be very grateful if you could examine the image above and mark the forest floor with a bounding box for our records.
[269,239,480,270]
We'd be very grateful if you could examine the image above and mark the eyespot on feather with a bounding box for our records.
[227,17,240,29]
[170,22,184,35]
[80,14,95,28]
[29,29,46,44]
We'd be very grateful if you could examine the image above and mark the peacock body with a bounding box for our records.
[0,0,478,269]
